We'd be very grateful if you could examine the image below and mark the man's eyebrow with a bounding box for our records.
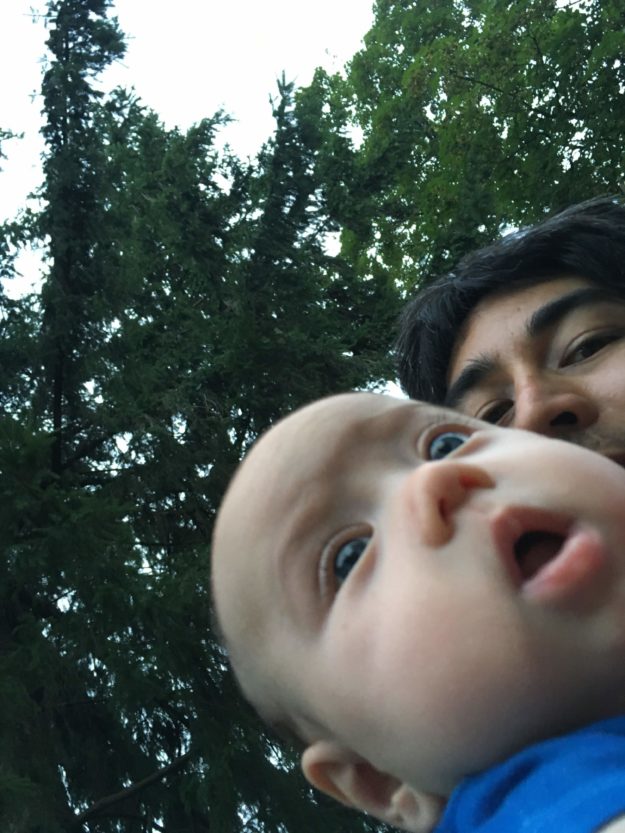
[445,286,623,408]
[526,287,619,338]
[444,356,496,408]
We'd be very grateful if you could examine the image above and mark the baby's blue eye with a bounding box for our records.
[334,537,370,584]
[428,431,469,460]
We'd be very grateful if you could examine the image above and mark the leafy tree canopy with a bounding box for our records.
[312,0,625,287]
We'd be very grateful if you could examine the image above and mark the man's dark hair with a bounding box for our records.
[396,196,625,403]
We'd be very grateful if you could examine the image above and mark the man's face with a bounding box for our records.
[213,393,625,796]
[446,277,625,462]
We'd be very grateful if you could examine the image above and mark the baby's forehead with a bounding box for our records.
[214,393,411,577]
[243,394,410,492]
[217,393,447,556]
[268,391,413,452]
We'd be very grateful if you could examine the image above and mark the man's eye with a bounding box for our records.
[562,331,622,366]
[428,431,469,460]
[477,400,513,425]
[334,537,370,584]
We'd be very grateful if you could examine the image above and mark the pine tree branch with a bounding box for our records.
[73,751,193,824]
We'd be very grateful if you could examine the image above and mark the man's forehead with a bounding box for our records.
[447,276,599,402]
[460,276,594,339]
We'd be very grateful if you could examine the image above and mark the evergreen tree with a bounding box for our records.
[1,1,396,830]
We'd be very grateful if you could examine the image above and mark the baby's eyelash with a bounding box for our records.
[319,527,372,602]
[417,415,479,459]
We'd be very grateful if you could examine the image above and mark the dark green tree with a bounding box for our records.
[1,1,397,831]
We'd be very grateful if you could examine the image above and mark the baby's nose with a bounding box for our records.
[404,461,493,547]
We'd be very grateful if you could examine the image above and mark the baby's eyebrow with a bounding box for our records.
[276,485,335,629]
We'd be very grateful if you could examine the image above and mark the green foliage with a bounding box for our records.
[14,0,625,826]
[1,1,395,830]
[313,0,625,289]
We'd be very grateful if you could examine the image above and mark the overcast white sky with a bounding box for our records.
[0,0,374,226]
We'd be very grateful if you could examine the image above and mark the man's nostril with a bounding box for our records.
[550,410,578,426]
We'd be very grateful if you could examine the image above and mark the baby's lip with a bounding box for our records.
[490,507,571,588]
[490,507,608,603]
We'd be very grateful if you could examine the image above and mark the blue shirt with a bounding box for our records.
[438,717,625,832]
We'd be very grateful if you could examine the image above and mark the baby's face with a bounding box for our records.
[213,393,625,796]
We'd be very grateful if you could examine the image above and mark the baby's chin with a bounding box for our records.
[417,698,611,795]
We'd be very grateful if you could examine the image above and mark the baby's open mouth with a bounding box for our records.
[513,531,566,582]
[492,507,571,587]
[492,507,608,602]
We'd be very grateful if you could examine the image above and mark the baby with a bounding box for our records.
[211,392,625,832]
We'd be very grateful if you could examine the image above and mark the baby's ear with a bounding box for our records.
[301,740,445,833]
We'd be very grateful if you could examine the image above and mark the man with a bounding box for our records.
[396,197,625,459]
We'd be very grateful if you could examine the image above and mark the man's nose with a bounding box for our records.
[403,461,493,547]
[512,376,599,436]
